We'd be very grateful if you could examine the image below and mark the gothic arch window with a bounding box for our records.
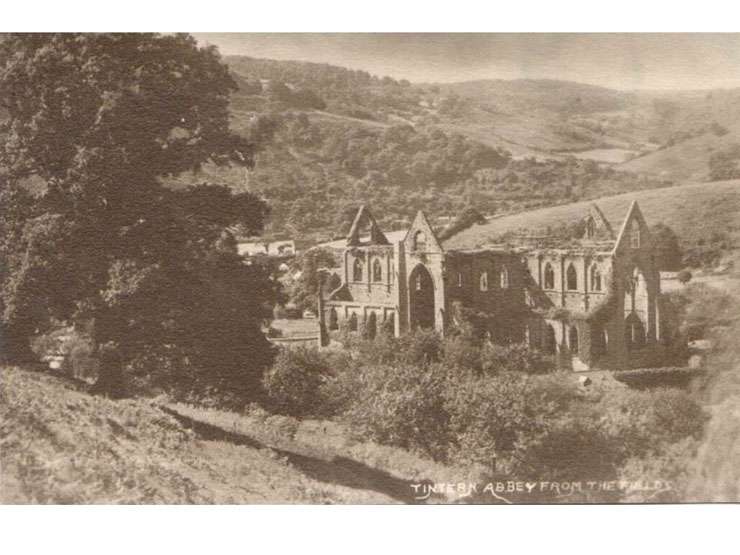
[630,220,641,249]
[479,271,488,292]
[366,312,377,339]
[566,263,578,291]
[348,313,358,332]
[625,313,646,351]
[372,258,382,282]
[569,325,579,355]
[353,258,363,282]
[524,289,533,307]
[590,265,602,292]
[457,272,463,288]
[329,308,338,331]
[500,266,509,289]
[544,263,555,290]
[414,230,427,252]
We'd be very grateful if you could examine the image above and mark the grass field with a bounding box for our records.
[445,179,740,251]
[618,126,740,182]
[0,366,470,504]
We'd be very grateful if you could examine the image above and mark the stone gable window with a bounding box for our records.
[630,220,641,249]
[544,263,555,290]
[566,263,578,291]
[372,259,382,282]
[414,230,427,252]
[479,271,488,292]
[590,265,602,291]
[500,267,509,289]
[353,258,364,282]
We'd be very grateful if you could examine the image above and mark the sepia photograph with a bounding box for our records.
[1,28,739,513]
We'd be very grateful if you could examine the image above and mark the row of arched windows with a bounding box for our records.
[352,258,386,283]
[327,308,394,338]
[476,268,509,291]
[540,316,645,357]
[542,262,602,292]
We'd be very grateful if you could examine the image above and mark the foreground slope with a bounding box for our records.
[445,179,740,250]
[0,367,458,504]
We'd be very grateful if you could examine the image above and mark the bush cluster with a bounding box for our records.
[261,330,709,495]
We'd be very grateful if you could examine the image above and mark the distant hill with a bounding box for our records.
[444,180,740,260]
[15,53,734,242]
[184,56,671,239]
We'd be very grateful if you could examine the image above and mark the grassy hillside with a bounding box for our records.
[0,366,465,504]
[445,179,740,253]
[157,57,677,240]
[619,126,740,181]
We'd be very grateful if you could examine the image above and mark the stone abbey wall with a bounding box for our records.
[320,201,668,371]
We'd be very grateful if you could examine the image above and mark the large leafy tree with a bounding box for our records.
[0,33,280,398]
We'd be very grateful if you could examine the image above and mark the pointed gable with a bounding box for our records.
[346,205,390,247]
[403,210,443,254]
[583,203,615,241]
[614,200,651,252]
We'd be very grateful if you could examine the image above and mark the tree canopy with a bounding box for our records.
[0,33,280,399]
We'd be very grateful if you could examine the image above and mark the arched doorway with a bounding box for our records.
[625,313,646,351]
[409,265,435,330]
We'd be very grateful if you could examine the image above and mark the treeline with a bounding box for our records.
[245,115,511,234]
[238,113,674,236]
[226,55,423,121]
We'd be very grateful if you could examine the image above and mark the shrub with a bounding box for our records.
[599,387,708,463]
[444,374,605,481]
[618,438,700,502]
[341,362,453,461]
[440,336,481,374]
[677,269,693,284]
[479,342,556,375]
[445,373,535,472]
[394,329,443,367]
[262,347,333,418]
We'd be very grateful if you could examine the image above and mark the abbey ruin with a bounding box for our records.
[318,201,669,371]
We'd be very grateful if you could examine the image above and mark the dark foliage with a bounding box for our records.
[613,367,704,390]
[0,34,280,399]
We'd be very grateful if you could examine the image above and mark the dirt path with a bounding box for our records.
[161,406,434,504]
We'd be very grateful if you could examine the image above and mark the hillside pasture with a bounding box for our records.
[0,366,466,504]
[445,179,740,251]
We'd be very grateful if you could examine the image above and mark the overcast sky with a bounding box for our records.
[193,33,740,91]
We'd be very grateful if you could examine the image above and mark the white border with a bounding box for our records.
[1,1,739,32]
[2,4,739,553]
